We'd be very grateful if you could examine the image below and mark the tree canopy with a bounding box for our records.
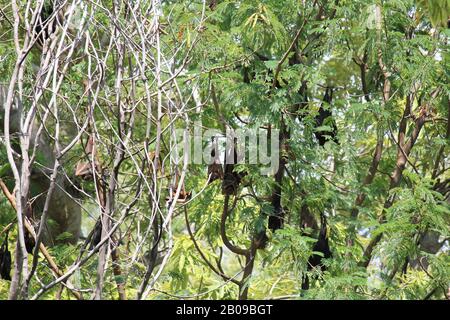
[0,0,449,300]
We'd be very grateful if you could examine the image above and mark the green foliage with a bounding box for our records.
[0,0,448,300]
